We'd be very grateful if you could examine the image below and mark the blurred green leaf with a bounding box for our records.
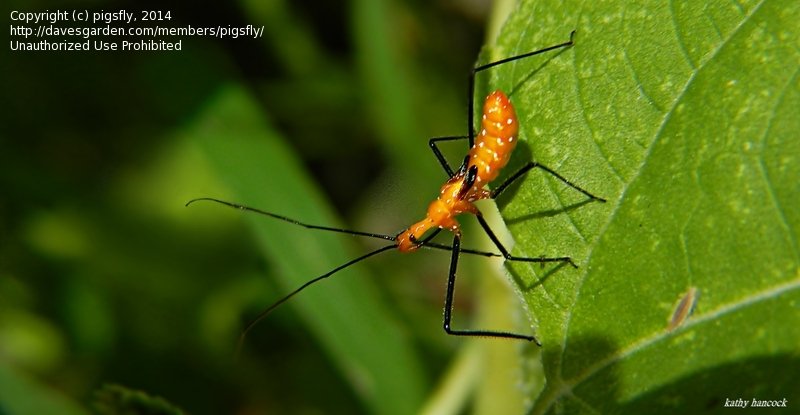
[0,363,88,415]
[187,85,426,415]
[481,0,800,412]
[0,311,65,373]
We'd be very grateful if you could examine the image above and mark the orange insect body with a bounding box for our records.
[469,90,520,186]
[396,90,518,252]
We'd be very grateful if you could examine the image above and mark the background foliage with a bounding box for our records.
[2,0,798,414]
[2,0,524,413]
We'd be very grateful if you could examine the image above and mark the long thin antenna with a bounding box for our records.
[186,198,395,242]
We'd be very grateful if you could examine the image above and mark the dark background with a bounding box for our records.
[1,0,509,413]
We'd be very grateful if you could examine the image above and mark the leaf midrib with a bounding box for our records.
[537,0,769,412]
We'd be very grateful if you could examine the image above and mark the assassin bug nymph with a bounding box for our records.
[188,30,605,346]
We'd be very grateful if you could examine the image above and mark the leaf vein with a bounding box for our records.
[545,0,768,411]
[587,0,768,277]
[564,273,800,393]
[571,49,625,184]
[756,66,800,263]
[669,0,698,70]
[622,46,663,112]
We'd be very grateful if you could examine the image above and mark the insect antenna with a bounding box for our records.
[186,197,396,241]
[186,197,505,258]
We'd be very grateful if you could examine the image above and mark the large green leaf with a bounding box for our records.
[480,1,799,412]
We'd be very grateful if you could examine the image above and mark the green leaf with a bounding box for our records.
[0,362,88,415]
[483,1,800,412]
[187,86,426,415]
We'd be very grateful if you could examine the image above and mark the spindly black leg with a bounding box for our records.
[442,233,540,343]
[428,135,469,177]
[472,212,577,268]
[491,161,606,202]
[467,31,576,147]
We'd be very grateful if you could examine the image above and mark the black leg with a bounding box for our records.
[442,233,540,343]
[473,212,577,268]
[467,31,576,147]
[472,157,606,270]
[429,33,576,166]
[491,161,607,202]
[428,135,469,177]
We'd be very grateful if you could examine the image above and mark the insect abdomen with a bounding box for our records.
[469,90,519,185]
